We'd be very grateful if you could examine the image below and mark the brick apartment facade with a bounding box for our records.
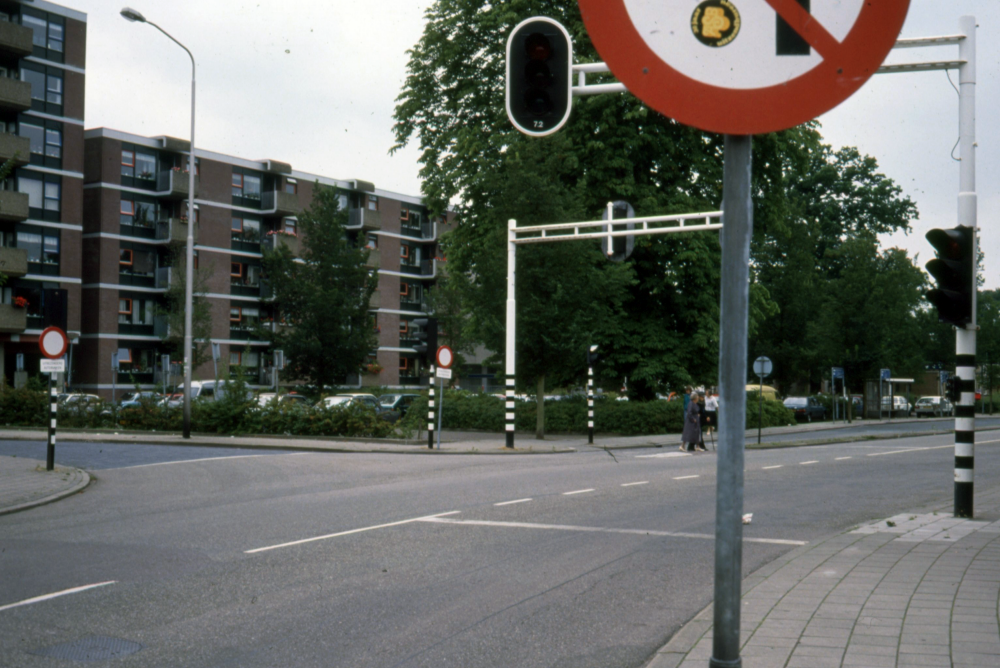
[77,128,453,397]
[0,0,85,385]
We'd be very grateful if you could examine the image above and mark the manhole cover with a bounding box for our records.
[30,636,142,662]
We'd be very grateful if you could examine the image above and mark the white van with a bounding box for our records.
[178,380,253,402]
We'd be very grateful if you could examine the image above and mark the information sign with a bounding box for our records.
[435,367,453,380]
[40,358,65,374]
[752,355,772,378]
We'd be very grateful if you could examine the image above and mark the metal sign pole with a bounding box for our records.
[505,219,517,449]
[757,374,763,445]
[711,134,752,668]
[436,377,444,450]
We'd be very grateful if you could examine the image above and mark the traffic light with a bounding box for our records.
[925,226,975,327]
[506,17,573,137]
[411,317,438,366]
[587,345,600,367]
[600,200,635,262]
[945,376,961,403]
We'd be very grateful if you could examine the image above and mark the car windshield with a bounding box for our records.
[325,396,352,406]
[379,395,398,406]
[783,398,807,407]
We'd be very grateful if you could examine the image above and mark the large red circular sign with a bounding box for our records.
[578,0,910,135]
[39,326,68,359]
[436,346,454,369]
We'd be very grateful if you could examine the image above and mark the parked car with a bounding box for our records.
[59,393,104,412]
[747,384,779,401]
[118,391,161,409]
[319,393,380,411]
[783,396,826,422]
[257,392,311,408]
[177,380,253,402]
[880,396,912,416]
[378,393,421,422]
[913,396,953,417]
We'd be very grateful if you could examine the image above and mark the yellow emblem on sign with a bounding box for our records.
[691,0,741,48]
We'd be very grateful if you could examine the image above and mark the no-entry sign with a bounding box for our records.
[39,326,68,360]
[577,0,910,134]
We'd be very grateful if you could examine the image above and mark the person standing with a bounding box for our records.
[681,391,703,452]
[704,390,719,448]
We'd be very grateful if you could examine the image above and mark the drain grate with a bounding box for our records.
[30,635,142,662]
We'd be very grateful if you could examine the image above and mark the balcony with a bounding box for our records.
[262,190,301,216]
[0,190,29,222]
[264,232,301,257]
[0,246,27,278]
[155,267,177,290]
[0,77,30,113]
[399,297,426,313]
[400,221,436,241]
[369,290,380,309]
[156,218,199,245]
[156,169,200,200]
[0,303,27,333]
[365,252,381,271]
[0,133,30,168]
[347,208,382,231]
[0,21,34,58]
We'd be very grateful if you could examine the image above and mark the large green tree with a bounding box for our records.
[159,249,213,370]
[260,186,377,392]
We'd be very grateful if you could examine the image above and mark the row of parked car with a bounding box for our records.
[780,395,955,422]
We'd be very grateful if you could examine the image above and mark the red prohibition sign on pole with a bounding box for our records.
[577,0,910,135]
[39,326,68,360]
[436,345,454,369]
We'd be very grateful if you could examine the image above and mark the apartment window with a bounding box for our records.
[43,182,59,212]
[232,217,260,242]
[43,234,58,264]
[18,177,42,209]
[45,128,61,159]
[283,218,297,236]
[15,231,42,262]
[231,217,243,233]
[119,298,132,316]
[365,233,377,250]
[368,195,378,211]
[400,357,411,372]
[230,350,242,366]
[242,307,260,328]
[230,350,260,368]
[400,282,410,297]
[119,249,133,266]
[400,208,409,221]
[232,173,243,197]
[22,11,63,55]
[117,348,132,365]
[231,262,242,279]
[19,123,43,155]
[400,245,410,260]
[230,307,241,323]
[121,150,135,177]
[244,174,261,200]
[120,200,134,225]
[400,321,409,335]
[22,66,62,112]
[135,153,156,180]
[285,179,297,195]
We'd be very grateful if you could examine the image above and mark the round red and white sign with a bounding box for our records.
[436,346,454,369]
[39,326,68,359]
[577,0,910,135]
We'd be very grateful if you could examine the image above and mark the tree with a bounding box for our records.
[260,185,376,393]
[158,249,212,371]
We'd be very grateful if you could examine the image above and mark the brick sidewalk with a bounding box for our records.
[0,455,90,516]
[648,495,1000,668]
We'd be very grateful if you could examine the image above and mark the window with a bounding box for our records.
[120,200,134,225]
[44,182,59,211]
[232,173,243,197]
[135,153,156,180]
[285,179,297,195]
[16,231,41,262]
[400,245,410,260]
[243,174,261,199]
[121,150,135,178]
[230,351,242,366]
[365,233,377,250]
[119,298,132,315]
[46,72,62,104]
[400,357,411,372]
[45,128,61,158]
[283,218,297,236]
[400,321,409,335]
[400,282,410,297]
[234,218,260,242]
[22,12,62,53]
[19,123,44,155]
[400,208,409,221]
[231,217,243,233]
[231,262,243,279]
[21,68,44,100]
[119,249,133,266]
[117,348,132,364]
[368,195,379,211]
[43,234,58,264]
[230,307,241,323]
[22,67,62,108]
[18,177,42,209]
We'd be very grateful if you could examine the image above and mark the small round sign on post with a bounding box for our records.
[436,345,454,370]
[753,355,773,378]
[577,0,911,134]
[39,326,68,360]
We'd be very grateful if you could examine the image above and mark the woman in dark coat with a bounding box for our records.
[681,391,703,452]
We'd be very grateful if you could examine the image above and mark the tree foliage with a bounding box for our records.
[159,249,213,370]
[260,186,377,392]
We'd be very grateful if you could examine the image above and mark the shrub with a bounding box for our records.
[0,385,47,426]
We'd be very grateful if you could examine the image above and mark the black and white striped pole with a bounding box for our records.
[506,219,517,449]
[47,376,57,471]
[587,345,599,444]
[428,364,436,449]
[38,326,69,472]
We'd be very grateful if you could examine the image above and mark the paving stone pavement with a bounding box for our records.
[0,455,90,516]
[647,492,1000,668]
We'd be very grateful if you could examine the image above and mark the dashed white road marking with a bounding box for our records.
[419,517,807,546]
[836,457,852,461]
[245,511,461,554]
[800,461,819,465]
[563,488,595,496]
[0,581,117,613]
[674,475,699,480]
[636,452,689,459]
[867,445,954,457]
[115,452,309,470]
[762,465,783,470]
[622,481,649,487]
[494,498,532,507]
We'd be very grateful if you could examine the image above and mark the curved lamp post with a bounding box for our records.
[121,7,196,438]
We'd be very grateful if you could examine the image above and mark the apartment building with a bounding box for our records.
[0,0,85,385]
[78,129,452,397]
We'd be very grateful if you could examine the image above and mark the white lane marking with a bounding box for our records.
[976,438,1000,444]
[674,475,700,480]
[836,457,852,461]
[868,445,954,458]
[419,517,806,546]
[0,581,117,613]
[636,452,689,459]
[563,488,595,496]
[245,511,461,554]
[800,461,819,465]
[621,481,649,487]
[762,465,783,470]
[115,452,309,470]
[494,498,532,507]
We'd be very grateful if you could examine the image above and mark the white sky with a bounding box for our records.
[81,1,999,287]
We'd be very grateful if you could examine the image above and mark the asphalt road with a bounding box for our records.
[1,431,998,667]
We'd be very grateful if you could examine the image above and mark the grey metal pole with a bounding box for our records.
[436,377,444,449]
[757,375,762,445]
[955,15,977,518]
[505,219,517,449]
[711,134,752,668]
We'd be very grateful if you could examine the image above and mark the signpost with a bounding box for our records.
[39,326,68,471]
[752,356,772,445]
[832,367,845,421]
[573,2,911,666]
[433,346,454,450]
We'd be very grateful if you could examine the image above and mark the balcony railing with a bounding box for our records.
[0,133,29,168]
[156,170,201,200]
[0,21,34,57]
[0,303,27,333]
[365,252,381,271]
[0,246,27,278]
[264,232,301,257]
[369,290,380,309]
[262,190,301,216]
[0,190,29,222]
[347,208,382,231]
[155,267,176,290]
[156,218,199,245]
[0,77,30,113]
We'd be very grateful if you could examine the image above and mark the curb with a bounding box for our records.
[0,466,92,517]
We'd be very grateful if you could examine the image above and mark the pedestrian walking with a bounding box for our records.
[704,390,718,449]
[681,390,703,452]
[697,392,709,451]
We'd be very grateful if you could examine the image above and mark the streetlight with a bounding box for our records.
[121,7,197,438]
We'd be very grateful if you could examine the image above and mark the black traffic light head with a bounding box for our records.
[506,17,573,137]
[945,376,961,403]
[925,226,975,327]
[587,344,600,367]
[411,317,438,366]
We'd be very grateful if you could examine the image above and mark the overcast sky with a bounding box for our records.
[84,1,999,287]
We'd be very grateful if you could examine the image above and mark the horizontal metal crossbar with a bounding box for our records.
[894,35,965,48]
[878,60,964,74]
[512,211,723,245]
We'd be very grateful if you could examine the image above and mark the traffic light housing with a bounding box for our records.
[600,200,636,262]
[945,376,961,403]
[411,317,438,366]
[506,17,573,137]
[925,226,975,327]
[587,345,600,367]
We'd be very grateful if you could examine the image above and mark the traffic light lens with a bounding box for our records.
[525,33,552,60]
[525,61,553,87]
[524,89,553,116]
